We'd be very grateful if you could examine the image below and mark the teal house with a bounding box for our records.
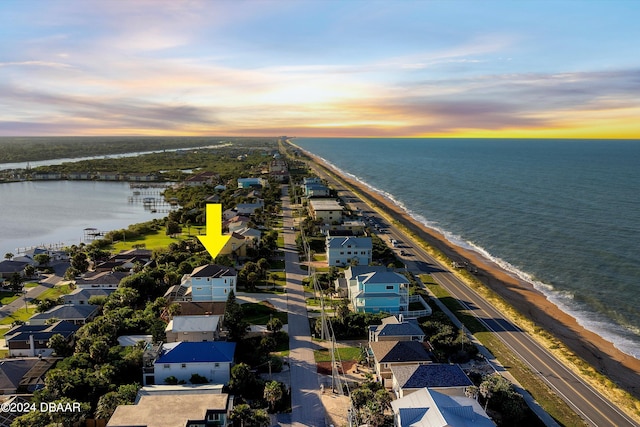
[346,266,409,314]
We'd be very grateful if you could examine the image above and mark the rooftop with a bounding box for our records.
[369,341,432,363]
[156,341,236,364]
[391,364,473,389]
[190,264,237,278]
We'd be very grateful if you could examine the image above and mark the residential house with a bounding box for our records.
[97,171,121,181]
[369,315,425,342]
[235,227,262,246]
[75,271,127,289]
[219,233,250,258]
[303,177,323,185]
[148,341,236,386]
[0,260,28,282]
[183,171,219,187]
[4,320,79,357]
[108,391,233,427]
[223,215,252,233]
[13,246,69,264]
[67,172,93,180]
[326,235,372,267]
[32,172,62,180]
[321,220,367,236]
[28,303,100,326]
[368,340,433,387]
[304,183,330,198]
[308,198,343,223]
[237,177,266,189]
[63,287,114,305]
[391,364,474,398]
[165,315,222,343]
[235,201,264,216]
[390,387,495,427]
[346,266,409,314]
[182,264,237,302]
[126,172,158,182]
[0,358,56,394]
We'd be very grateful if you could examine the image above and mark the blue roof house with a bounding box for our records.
[152,341,236,386]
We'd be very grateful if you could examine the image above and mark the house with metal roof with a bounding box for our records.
[368,341,433,388]
[5,320,79,357]
[149,341,236,386]
[28,303,100,326]
[391,364,474,398]
[165,315,222,343]
[390,387,495,427]
[369,315,425,342]
[346,266,409,314]
[326,235,372,267]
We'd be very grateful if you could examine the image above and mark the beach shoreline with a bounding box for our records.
[288,140,640,402]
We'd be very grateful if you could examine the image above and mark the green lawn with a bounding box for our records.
[34,283,73,302]
[0,291,21,305]
[241,302,288,325]
[24,282,40,288]
[268,271,287,287]
[314,346,362,363]
[111,230,187,252]
[0,305,38,326]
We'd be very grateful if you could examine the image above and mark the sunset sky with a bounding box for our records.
[1,0,639,138]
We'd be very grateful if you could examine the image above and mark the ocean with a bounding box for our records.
[293,138,640,359]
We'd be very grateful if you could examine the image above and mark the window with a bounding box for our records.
[215,362,220,368]
[340,251,344,255]
[386,285,394,290]
[163,364,170,369]
[181,363,187,368]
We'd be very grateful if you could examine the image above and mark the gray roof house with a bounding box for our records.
[28,304,100,326]
[391,364,474,398]
[63,287,114,305]
[369,341,433,388]
[326,236,372,267]
[369,315,425,342]
[391,387,495,427]
[5,320,79,357]
[0,358,56,394]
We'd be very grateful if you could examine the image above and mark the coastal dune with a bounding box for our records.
[292,142,640,402]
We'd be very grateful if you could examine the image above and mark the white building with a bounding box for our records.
[326,236,372,266]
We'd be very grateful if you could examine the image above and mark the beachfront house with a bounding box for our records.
[326,235,372,266]
[345,265,409,314]
[391,387,495,427]
[369,315,425,342]
[390,364,474,398]
[369,340,433,387]
[308,198,343,223]
[182,264,237,302]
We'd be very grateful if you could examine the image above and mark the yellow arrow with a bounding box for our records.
[197,204,231,259]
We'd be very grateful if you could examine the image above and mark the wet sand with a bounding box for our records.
[295,143,640,400]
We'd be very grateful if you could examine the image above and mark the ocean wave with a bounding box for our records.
[302,145,640,359]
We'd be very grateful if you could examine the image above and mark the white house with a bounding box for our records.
[326,236,372,266]
[345,266,409,314]
[183,264,237,302]
[390,387,495,427]
[151,341,236,385]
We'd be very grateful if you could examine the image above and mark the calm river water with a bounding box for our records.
[0,181,168,256]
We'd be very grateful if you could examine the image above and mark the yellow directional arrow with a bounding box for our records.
[197,204,231,259]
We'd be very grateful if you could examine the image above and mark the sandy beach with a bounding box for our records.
[292,143,640,402]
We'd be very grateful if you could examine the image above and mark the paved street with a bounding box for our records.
[280,184,326,427]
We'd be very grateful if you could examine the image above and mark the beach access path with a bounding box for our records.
[303,155,639,427]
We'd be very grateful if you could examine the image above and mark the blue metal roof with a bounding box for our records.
[156,341,236,364]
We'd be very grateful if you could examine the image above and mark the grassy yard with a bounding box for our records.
[0,291,21,305]
[314,346,363,363]
[0,305,38,326]
[34,283,73,302]
[268,271,287,287]
[241,302,288,325]
[111,230,187,252]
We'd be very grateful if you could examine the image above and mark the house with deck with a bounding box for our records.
[346,266,409,314]
[369,315,425,342]
[165,315,222,343]
[182,264,237,302]
[368,340,433,387]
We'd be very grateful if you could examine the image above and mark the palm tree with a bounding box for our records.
[263,380,283,412]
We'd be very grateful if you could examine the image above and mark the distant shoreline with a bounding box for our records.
[286,139,640,401]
